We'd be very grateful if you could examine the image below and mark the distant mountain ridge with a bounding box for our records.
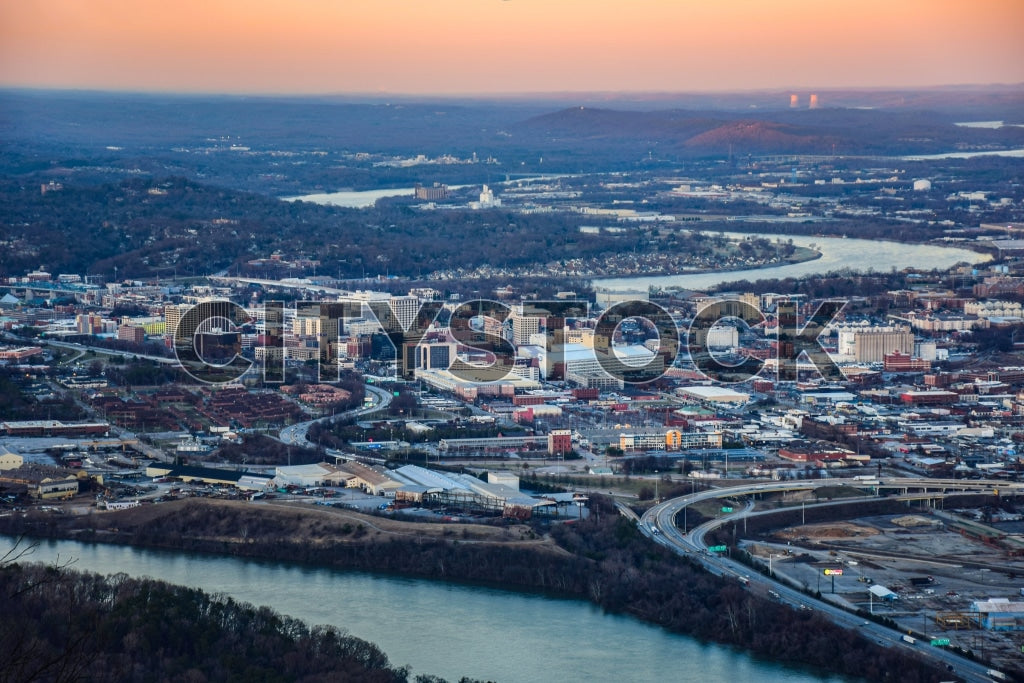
[0,86,1022,194]
[515,104,1024,156]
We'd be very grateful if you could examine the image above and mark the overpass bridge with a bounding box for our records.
[638,477,1024,683]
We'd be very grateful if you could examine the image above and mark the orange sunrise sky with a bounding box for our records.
[1,0,1022,95]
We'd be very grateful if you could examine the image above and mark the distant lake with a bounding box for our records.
[594,232,989,292]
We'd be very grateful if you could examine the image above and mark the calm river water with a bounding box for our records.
[4,536,845,683]
[593,232,989,293]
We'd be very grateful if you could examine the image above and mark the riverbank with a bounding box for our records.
[0,497,946,683]
[425,232,822,282]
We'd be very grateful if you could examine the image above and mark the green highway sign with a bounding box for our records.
[708,545,727,553]
[721,506,734,513]
[930,638,950,647]
[393,391,401,397]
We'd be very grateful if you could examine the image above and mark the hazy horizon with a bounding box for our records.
[2,81,1024,101]
[2,0,1022,96]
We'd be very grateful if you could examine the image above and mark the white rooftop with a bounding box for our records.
[677,385,750,402]
[275,463,335,478]
[869,584,897,598]
[972,599,1024,613]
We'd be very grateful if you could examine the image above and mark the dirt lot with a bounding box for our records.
[69,498,566,552]
[758,513,1024,672]
[775,521,880,540]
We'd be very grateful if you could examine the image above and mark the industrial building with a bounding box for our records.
[868,584,898,601]
[1,420,109,437]
[333,460,404,496]
[835,323,914,363]
[145,464,272,491]
[274,462,355,488]
[0,464,81,499]
[413,183,449,201]
[971,599,1024,631]
[676,385,750,405]
[0,447,24,471]
[778,441,858,465]
[390,464,568,519]
[414,367,540,401]
[438,435,549,454]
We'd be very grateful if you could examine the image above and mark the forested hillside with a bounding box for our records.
[0,559,420,682]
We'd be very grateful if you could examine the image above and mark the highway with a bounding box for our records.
[638,478,1024,683]
[278,383,392,449]
[6,335,181,365]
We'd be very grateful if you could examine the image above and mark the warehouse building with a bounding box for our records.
[1,420,109,437]
[390,464,556,519]
[145,464,272,491]
[274,462,355,488]
[0,464,81,499]
[676,385,750,405]
[438,435,549,454]
[333,460,404,496]
[0,446,24,471]
[971,598,1024,631]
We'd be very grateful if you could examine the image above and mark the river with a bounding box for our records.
[284,187,430,208]
[3,536,844,683]
[902,148,1024,160]
[282,185,991,294]
[593,233,990,293]
[285,183,479,208]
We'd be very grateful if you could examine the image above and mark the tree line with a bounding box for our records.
[0,552,493,682]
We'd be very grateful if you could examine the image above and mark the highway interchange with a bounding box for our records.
[639,479,1024,683]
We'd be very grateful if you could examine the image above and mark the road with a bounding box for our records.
[278,384,393,449]
[17,331,394,459]
[639,478,1023,683]
[21,336,181,365]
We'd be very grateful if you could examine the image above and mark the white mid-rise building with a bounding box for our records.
[835,323,913,363]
